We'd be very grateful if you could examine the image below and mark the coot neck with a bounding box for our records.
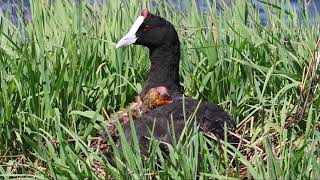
[141,43,182,97]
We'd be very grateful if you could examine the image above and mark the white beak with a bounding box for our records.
[116,16,145,48]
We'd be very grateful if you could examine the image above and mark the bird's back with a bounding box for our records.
[123,95,236,154]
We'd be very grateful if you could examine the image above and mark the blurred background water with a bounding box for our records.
[0,0,319,26]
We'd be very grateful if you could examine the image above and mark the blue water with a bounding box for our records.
[0,0,31,24]
[0,0,319,26]
[251,0,320,25]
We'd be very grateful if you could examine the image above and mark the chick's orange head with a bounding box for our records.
[155,86,169,96]
[154,86,173,105]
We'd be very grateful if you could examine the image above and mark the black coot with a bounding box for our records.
[114,9,237,155]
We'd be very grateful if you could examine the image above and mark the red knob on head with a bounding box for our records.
[141,9,150,19]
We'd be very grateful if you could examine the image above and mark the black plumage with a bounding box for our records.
[109,9,237,157]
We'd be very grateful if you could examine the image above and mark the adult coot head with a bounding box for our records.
[116,9,179,49]
[116,9,182,97]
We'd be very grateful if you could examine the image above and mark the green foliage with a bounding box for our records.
[0,0,319,179]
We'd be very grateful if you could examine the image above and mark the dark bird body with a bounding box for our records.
[112,9,237,156]
[123,96,235,155]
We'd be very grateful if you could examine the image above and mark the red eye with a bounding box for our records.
[144,25,152,31]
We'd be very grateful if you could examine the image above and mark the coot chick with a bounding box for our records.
[102,86,174,140]
[115,9,237,155]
